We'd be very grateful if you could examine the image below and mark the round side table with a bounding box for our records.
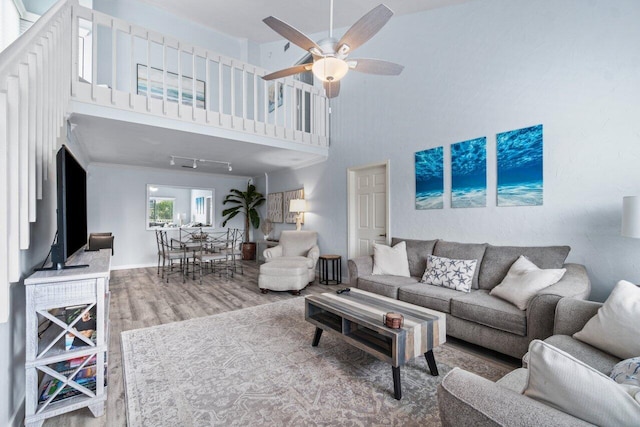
[319,254,342,285]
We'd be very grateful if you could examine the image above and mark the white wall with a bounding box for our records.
[0,0,20,51]
[92,0,247,60]
[260,0,640,302]
[86,164,251,269]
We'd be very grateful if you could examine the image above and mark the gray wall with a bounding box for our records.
[92,0,247,60]
[86,164,252,269]
[260,0,640,302]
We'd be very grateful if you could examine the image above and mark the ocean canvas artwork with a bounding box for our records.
[451,137,487,208]
[497,124,543,206]
[415,147,444,209]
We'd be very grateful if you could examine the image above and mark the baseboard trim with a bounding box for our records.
[111,262,156,271]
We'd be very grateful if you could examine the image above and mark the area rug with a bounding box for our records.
[122,298,512,426]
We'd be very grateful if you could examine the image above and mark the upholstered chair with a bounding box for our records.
[264,231,319,282]
[88,232,114,255]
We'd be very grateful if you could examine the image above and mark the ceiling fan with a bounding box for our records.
[261,1,404,98]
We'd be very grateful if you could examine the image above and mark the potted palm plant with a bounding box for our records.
[222,181,265,260]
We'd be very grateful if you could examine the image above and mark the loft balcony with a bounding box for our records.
[68,3,329,173]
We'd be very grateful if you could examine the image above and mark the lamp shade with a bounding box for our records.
[289,199,306,213]
[312,57,349,82]
[622,196,640,238]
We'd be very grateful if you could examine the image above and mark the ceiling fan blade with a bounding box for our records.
[337,4,393,54]
[263,16,322,53]
[262,64,312,81]
[323,81,340,98]
[349,58,404,75]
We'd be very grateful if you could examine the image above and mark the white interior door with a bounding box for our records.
[348,162,389,259]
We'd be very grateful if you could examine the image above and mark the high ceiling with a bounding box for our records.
[135,0,474,43]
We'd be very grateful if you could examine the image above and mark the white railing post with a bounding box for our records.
[111,19,117,105]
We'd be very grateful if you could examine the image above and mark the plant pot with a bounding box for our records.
[242,242,256,260]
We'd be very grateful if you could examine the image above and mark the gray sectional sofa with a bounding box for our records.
[438,298,618,426]
[348,238,591,358]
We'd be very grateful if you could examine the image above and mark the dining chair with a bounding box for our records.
[194,230,237,284]
[228,228,244,275]
[155,230,163,275]
[159,230,186,283]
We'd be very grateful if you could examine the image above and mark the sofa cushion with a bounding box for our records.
[489,255,566,310]
[265,255,315,269]
[573,280,640,360]
[421,255,477,293]
[541,334,620,375]
[450,290,527,336]
[611,358,640,387]
[524,340,640,427]
[372,241,410,277]
[391,237,438,278]
[279,230,318,257]
[356,275,419,299]
[398,283,463,313]
[433,240,486,289]
[496,367,528,394]
[478,244,570,290]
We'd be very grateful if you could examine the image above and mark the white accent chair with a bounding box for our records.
[263,231,320,283]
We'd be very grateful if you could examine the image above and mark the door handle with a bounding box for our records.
[379,233,387,237]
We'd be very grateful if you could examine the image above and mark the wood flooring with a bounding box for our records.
[41,262,518,427]
[42,262,342,427]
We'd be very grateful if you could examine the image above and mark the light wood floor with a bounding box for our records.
[42,261,344,427]
[42,262,518,427]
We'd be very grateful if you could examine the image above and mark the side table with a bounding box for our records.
[319,254,342,285]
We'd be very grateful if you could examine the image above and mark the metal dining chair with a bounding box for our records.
[159,230,186,283]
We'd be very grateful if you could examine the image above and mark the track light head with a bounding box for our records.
[228,164,233,172]
[170,156,175,166]
[192,159,197,169]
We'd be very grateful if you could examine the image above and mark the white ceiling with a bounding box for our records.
[136,0,474,43]
[69,114,327,177]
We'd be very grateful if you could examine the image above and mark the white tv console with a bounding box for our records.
[24,249,111,427]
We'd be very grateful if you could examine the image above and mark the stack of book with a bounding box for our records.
[38,305,107,405]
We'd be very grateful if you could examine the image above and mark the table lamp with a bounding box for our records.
[622,196,640,238]
[289,199,306,231]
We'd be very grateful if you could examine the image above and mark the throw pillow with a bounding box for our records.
[573,280,640,360]
[421,254,477,292]
[524,340,640,427]
[611,357,640,387]
[372,242,410,277]
[489,255,566,310]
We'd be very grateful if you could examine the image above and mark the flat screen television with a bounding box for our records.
[49,145,88,270]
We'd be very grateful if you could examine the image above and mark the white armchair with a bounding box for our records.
[264,231,320,282]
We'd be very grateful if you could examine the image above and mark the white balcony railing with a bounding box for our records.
[70,5,329,147]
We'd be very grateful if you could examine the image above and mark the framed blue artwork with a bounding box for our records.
[415,146,444,209]
[451,137,487,208]
[497,124,543,206]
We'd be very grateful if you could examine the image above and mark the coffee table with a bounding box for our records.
[305,288,446,400]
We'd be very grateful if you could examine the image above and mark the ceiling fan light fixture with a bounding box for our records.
[312,57,349,82]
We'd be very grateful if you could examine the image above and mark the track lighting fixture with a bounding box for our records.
[168,155,233,172]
